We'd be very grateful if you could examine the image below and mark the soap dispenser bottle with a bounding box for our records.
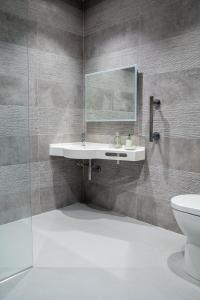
[114,132,121,148]
[125,133,132,149]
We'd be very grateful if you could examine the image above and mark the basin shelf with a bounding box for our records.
[49,142,145,162]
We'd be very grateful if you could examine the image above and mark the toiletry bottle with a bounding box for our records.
[125,133,132,148]
[114,132,121,148]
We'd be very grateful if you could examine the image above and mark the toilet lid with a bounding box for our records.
[171,194,200,216]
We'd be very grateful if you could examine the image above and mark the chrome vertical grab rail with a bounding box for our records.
[149,96,161,142]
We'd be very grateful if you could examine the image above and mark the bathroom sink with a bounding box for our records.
[49,142,145,162]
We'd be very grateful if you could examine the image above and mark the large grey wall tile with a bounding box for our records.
[141,101,200,139]
[47,108,83,136]
[30,162,40,192]
[40,182,81,213]
[111,190,138,219]
[85,18,140,59]
[0,164,30,194]
[87,122,135,137]
[37,79,83,109]
[143,68,200,105]
[39,159,80,189]
[84,0,104,10]
[29,107,83,136]
[31,189,40,215]
[138,29,200,75]
[36,24,82,58]
[136,193,180,232]
[0,135,38,166]
[0,105,28,137]
[0,74,28,106]
[84,181,113,210]
[29,0,83,35]
[0,41,29,77]
[85,0,141,35]
[0,190,31,225]
[145,136,200,173]
[0,0,28,19]
[135,164,200,202]
[0,10,36,48]
[37,51,82,82]
[139,0,200,46]
[136,193,156,226]
[66,0,83,10]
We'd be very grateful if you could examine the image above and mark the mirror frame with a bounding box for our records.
[85,64,138,122]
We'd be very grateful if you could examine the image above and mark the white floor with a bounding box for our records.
[0,203,200,300]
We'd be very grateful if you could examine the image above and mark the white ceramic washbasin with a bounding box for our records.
[49,142,145,162]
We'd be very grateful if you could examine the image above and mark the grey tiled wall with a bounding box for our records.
[84,0,200,232]
[1,0,200,233]
[0,0,84,224]
[29,0,84,216]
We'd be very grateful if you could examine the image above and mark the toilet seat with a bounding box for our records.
[171,194,200,217]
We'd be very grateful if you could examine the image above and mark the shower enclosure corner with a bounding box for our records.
[0,0,33,282]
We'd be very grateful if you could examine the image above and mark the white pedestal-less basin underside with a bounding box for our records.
[49,142,145,162]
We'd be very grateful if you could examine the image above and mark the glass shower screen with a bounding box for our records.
[0,0,33,281]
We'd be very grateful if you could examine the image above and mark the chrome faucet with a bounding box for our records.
[81,132,86,146]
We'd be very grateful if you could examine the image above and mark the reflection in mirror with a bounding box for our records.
[85,65,137,122]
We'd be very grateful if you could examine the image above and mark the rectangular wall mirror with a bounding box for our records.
[85,65,137,122]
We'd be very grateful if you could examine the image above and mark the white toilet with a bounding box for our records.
[171,194,200,280]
